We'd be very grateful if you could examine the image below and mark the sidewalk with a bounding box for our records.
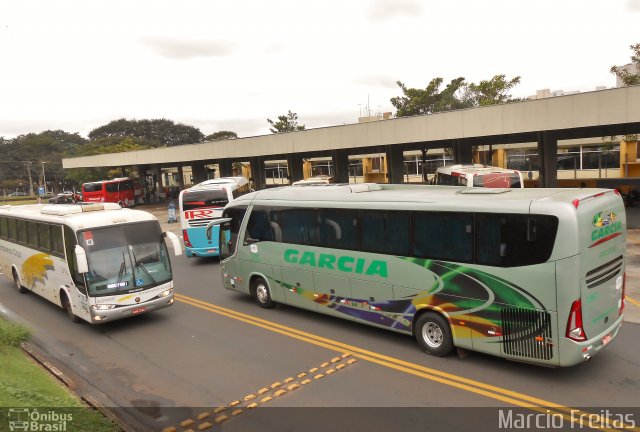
[133,203,640,324]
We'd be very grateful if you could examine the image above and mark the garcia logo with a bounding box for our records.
[590,210,622,247]
[284,249,388,278]
[592,210,617,227]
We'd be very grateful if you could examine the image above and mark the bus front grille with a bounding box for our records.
[501,308,553,360]
[585,255,623,289]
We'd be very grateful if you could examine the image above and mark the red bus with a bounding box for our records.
[81,178,137,207]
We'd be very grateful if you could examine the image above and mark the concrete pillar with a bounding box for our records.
[537,132,558,187]
[191,162,207,184]
[386,145,405,184]
[219,160,233,177]
[453,139,473,164]
[250,157,266,190]
[331,149,350,184]
[287,154,304,183]
[176,164,185,189]
[120,167,127,177]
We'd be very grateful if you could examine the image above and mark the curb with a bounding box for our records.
[20,341,135,432]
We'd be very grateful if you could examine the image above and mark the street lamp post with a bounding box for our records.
[42,162,46,194]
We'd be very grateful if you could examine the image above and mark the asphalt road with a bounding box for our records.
[1,244,640,432]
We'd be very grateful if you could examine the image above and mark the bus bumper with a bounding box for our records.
[185,246,220,258]
[90,293,174,323]
[557,314,623,367]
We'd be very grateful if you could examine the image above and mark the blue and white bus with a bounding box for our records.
[179,177,250,257]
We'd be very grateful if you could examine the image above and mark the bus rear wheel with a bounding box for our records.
[61,293,80,323]
[12,269,27,294]
[251,277,275,309]
[414,312,453,357]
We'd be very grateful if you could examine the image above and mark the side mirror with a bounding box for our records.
[206,217,232,240]
[74,245,89,274]
[164,231,182,256]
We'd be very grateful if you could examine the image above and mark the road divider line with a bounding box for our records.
[175,293,637,431]
[626,295,640,307]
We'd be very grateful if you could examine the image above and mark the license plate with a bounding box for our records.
[601,334,612,346]
[132,307,146,315]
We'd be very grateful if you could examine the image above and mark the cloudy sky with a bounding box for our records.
[0,0,638,139]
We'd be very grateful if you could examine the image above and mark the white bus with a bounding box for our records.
[209,184,626,366]
[0,203,182,324]
[179,177,251,257]
[434,164,524,188]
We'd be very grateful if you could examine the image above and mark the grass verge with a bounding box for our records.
[0,318,119,431]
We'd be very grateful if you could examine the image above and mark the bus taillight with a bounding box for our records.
[183,229,192,248]
[566,299,587,342]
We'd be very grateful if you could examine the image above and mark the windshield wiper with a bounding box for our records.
[117,251,126,284]
[130,246,156,285]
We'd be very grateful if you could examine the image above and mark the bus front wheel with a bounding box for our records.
[251,277,275,309]
[12,269,27,294]
[61,293,80,323]
[414,312,453,357]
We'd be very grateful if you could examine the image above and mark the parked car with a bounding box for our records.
[48,192,81,204]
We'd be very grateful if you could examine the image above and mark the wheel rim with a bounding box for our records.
[421,321,444,348]
[255,283,269,304]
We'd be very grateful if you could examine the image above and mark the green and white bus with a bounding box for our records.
[0,203,182,324]
[208,184,626,366]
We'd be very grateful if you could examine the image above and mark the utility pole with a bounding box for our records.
[25,162,34,196]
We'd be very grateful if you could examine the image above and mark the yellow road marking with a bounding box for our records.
[175,293,638,431]
[626,295,640,307]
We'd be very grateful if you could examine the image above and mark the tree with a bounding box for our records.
[467,74,522,106]
[611,43,640,86]
[390,77,471,117]
[88,118,205,146]
[267,111,306,133]
[205,131,238,141]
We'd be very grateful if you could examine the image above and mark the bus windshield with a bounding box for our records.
[79,222,172,296]
[182,189,229,210]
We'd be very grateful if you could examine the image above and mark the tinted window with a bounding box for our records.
[38,223,51,251]
[16,219,27,244]
[220,206,248,260]
[83,182,103,193]
[360,210,410,256]
[50,225,64,257]
[27,221,38,247]
[105,182,119,193]
[0,217,7,238]
[7,218,17,241]
[475,214,558,267]
[413,212,473,262]
[182,189,229,211]
[245,207,275,243]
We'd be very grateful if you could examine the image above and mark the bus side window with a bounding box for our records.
[7,218,17,242]
[413,212,473,262]
[244,207,274,244]
[0,216,7,239]
[16,219,27,244]
[51,225,65,257]
[64,226,86,293]
[38,223,51,252]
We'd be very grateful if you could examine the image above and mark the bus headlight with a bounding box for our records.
[158,289,173,298]
[92,304,116,310]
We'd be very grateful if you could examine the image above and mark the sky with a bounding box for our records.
[0,0,639,140]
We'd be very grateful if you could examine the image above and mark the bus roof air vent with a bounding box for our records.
[348,183,382,193]
[458,188,512,195]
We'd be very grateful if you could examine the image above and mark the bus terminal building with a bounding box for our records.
[62,85,640,195]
